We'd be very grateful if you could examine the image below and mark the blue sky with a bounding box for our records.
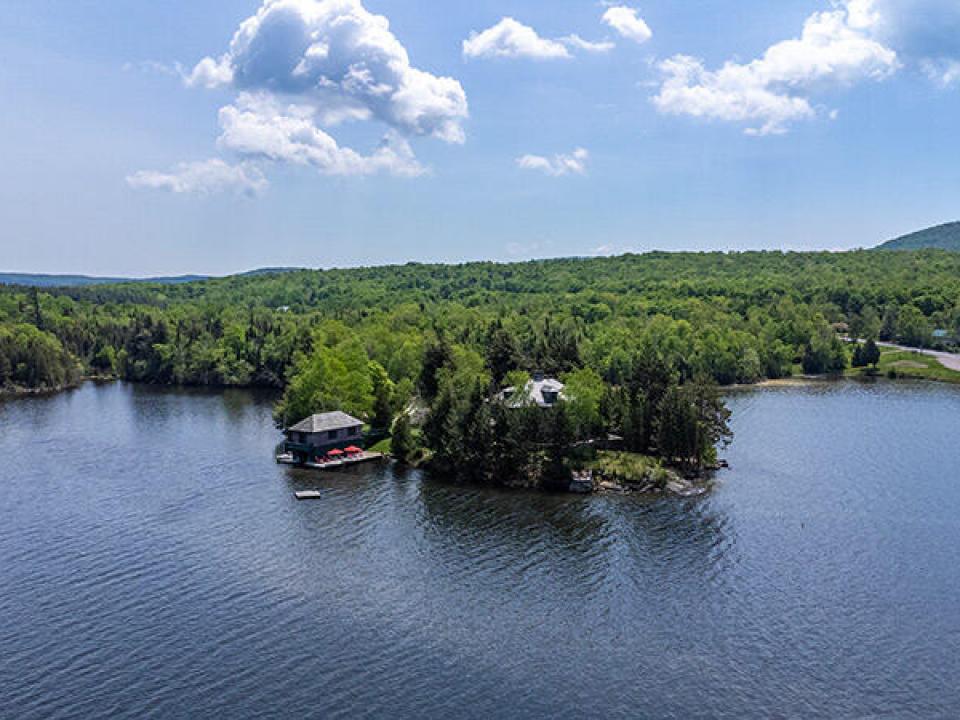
[2,0,959,276]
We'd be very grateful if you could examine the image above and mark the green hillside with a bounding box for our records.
[878,222,960,251]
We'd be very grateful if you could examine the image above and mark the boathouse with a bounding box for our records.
[284,411,364,463]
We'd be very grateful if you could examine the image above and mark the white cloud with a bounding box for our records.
[188,0,468,144]
[463,18,572,60]
[602,7,652,45]
[653,1,899,135]
[126,159,268,196]
[218,93,425,177]
[561,35,616,54]
[186,56,234,89]
[516,148,589,176]
[133,0,466,193]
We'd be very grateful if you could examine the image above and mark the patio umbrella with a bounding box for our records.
[344,446,362,454]
[327,448,344,456]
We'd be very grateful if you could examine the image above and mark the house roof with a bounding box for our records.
[287,411,363,434]
[500,377,566,408]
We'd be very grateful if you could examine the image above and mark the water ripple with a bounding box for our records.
[2,382,960,719]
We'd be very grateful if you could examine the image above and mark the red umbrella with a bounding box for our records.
[327,448,344,457]
[344,446,362,454]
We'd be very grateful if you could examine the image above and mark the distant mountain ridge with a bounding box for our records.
[878,222,960,251]
[0,268,302,288]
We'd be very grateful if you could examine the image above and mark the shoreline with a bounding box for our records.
[0,373,120,399]
[7,370,958,404]
[730,372,960,390]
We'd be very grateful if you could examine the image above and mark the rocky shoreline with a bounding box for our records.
[0,382,79,398]
[569,455,725,497]
[0,375,117,399]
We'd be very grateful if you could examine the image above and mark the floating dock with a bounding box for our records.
[294,490,323,501]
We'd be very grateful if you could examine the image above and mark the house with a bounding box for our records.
[499,373,566,408]
[933,329,949,340]
[284,411,364,462]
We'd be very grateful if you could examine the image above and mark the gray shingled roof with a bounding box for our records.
[499,377,566,408]
[288,411,363,433]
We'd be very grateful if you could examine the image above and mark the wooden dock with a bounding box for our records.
[278,451,386,471]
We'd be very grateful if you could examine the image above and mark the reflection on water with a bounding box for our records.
[1,380,959,719]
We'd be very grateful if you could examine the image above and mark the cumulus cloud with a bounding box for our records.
[186,56,234,89]
[602,7,653,45]
[188,0,468,144]
[463,18,572,60]
[218,93,425,177]
[132,0,466,194]
[653,0,899,135]
[516,148,589,176]
[127,159,268,196]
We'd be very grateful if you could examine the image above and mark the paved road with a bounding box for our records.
[877,341,960,372]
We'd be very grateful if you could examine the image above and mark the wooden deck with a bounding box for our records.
[278,451,386,471]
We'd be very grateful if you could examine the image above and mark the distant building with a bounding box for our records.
[284,411,364,462]
[933,329,949,340]
[499,373,565,408]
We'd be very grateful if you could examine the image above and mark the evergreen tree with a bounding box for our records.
[420,336,452,401]
[485,321,519,385]
[391,413,415,464]
[851,344,867,368]
[370,361,395,430]
[422,387,456,471]
[655,385,697,469]
[542,405,574,490]
[688,377,733,469]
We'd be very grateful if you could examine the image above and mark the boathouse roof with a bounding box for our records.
[288,411,363,434]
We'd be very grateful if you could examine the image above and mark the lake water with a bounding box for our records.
[1,381,959,719]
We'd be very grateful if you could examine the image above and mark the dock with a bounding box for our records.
[278,451,386,471]
[294,490,323,501]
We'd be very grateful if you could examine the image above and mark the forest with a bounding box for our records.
[1,249,958,482]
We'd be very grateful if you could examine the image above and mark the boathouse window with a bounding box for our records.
[328,430,339,440]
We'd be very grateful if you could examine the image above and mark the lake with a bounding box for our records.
[1,381,959,719]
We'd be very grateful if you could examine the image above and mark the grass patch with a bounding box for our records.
[846,349,960,384]
[368,437,392,455]
[589,451,676,489]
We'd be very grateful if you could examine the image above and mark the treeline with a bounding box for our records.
[0,323,79,392]
[1,250,958,396]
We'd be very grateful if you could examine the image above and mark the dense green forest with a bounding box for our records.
[4,249,958,486]
[2,250,958,398]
